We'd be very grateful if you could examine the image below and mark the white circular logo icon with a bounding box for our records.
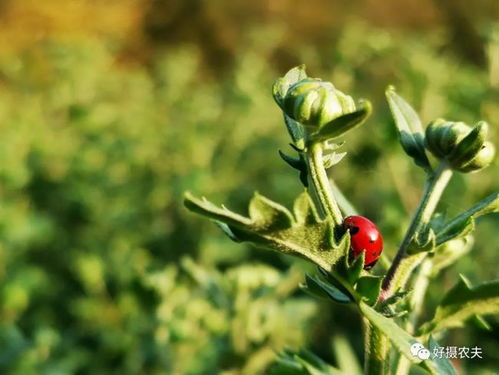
[410,342,430,360]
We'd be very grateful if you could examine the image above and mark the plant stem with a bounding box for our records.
[381,162,453,298]
[394,259,433,375]
[364,321,390,375]
[305,141,343,225]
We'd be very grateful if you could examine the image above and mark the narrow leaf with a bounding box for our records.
[279,150,303,170]
[472,314,491,331]
[304,274,352,304]
[435,216,474,246]
[436,191,498,245]
[385,87,431,171]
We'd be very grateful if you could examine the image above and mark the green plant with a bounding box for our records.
[184,65,499,374]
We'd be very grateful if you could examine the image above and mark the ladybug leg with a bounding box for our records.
[364,259,378,270]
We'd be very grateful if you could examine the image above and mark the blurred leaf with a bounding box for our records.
[184,192,350,270]
[332,335,362,375]
[419,275,499,334]
[271,348,345,375]
[471,314,491,331]
[431,236,474,275]
[385,87,431,171]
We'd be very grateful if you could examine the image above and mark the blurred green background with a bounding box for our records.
[0,1,498,374]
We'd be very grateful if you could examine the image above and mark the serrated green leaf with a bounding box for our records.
[184,192,350,270]
[345,252,365,285]
[359,302,422,363]
[385,87,431,171]
[356,276,382,306]
[419,336,457,375]
[419,276,499,334]
[310,101,371,142]
[293,191,319,225]
[249,192,294,230]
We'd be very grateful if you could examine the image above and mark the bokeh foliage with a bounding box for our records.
[0,1,498,374]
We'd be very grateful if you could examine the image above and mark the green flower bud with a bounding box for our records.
[282,78,356,128]
[425,119,470,158]
[456,142,495,172]
[425,119,495,172]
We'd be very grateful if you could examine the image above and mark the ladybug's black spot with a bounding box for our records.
[350,226,360,235]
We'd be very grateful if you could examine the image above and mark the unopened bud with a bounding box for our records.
[425,119,495,172]
[281,79,356,128]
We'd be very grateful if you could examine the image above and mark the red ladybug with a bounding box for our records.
[343,216,383,270]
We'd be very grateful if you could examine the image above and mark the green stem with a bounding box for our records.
[381,162,452,298]
[394,259,433,375]
[364,320,390,375]
[305,141,343,225]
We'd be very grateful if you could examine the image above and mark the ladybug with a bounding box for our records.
[343,215,383,270]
